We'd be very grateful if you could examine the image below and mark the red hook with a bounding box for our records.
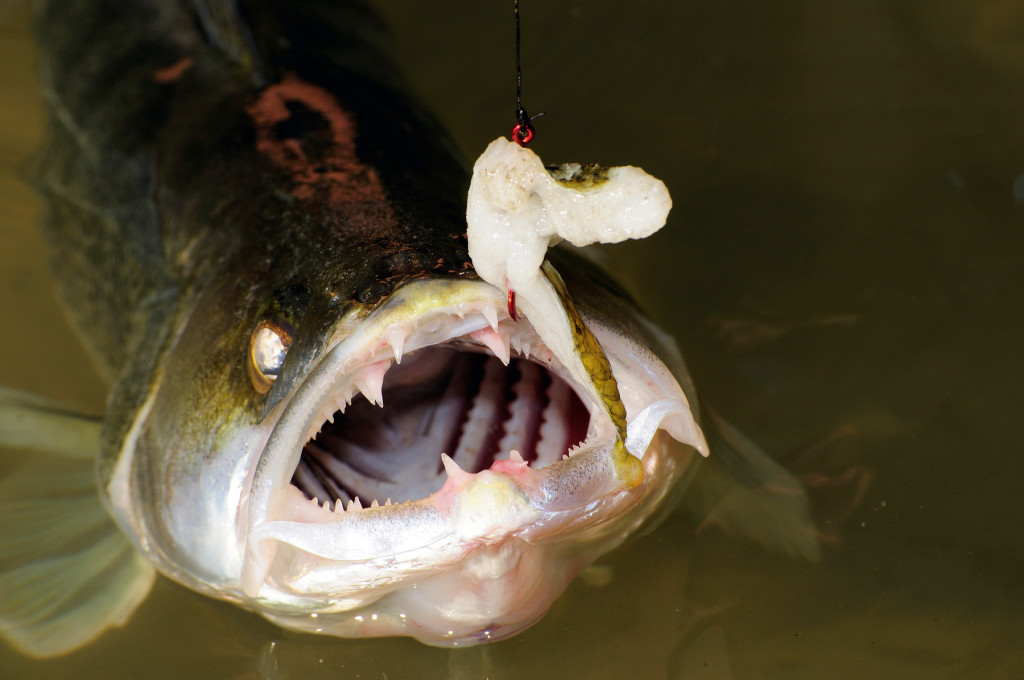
[512,123,534,147]
[507,290,520,321]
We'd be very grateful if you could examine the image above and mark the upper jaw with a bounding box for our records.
[241,277,693,610]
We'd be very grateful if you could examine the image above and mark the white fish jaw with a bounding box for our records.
[242,278,705,644]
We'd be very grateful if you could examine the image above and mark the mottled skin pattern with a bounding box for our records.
[540,262,643,487]
[33,0,472,483]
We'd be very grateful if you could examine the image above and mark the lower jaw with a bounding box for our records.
[247,429,697,647]
[257,535,582,646]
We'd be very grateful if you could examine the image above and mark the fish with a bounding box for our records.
[0,0,817,658]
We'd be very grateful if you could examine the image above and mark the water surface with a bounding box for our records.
[2,1,1023,677]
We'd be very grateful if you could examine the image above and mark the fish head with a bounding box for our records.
[103,244,707,645]
[99,84,706,643]
[108,258,707,643]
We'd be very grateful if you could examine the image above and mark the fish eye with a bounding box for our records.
[248,319,293,394]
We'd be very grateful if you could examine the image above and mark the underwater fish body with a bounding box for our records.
[0,0,825,658]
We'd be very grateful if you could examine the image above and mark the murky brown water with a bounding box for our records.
[2,1,1024,677]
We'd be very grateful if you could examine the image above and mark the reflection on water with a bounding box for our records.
[2,0,1023,677]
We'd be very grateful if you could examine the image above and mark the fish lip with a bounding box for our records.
[240,277,679,599]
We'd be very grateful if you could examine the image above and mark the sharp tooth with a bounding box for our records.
[385,498,392,506]
[505,449,530,469]
[370,499,379,508]
[470,327,511,365]
[355,360,389,407]
[482,306,499,332]
[440,453,471,485]
[347,497,363,511]
[386,328,406,363]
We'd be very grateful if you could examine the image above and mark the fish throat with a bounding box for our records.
[292,346,591,510]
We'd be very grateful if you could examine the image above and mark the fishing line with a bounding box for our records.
[512,0,541,147]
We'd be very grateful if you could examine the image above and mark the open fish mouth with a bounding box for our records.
[291,345,592,510]
[243,278,701,642]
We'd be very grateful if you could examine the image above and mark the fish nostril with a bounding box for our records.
[383,251,428,274]
[356,279,391,305]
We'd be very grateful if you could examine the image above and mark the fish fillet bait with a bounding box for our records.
[466,137,672,484]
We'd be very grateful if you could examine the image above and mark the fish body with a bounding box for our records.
[0,0,812,658]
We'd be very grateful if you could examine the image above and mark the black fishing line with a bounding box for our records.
[512,0,540,146]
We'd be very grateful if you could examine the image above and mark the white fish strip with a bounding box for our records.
[466,137,670,434]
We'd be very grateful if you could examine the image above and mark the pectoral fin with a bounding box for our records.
[683,406,821,561]
[0,387,101,459]
[0,392,155,657]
